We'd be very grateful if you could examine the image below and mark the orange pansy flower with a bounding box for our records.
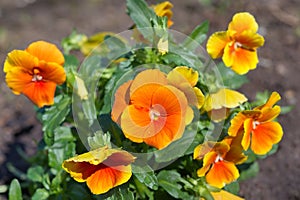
[3,41,66,107]
[111,69,193,149]
[228,92,283,155]
[153,1,174,27]
[62,146,135,195]
[202,88,247,122]
[194,135,247,188]
[207,12,265,74]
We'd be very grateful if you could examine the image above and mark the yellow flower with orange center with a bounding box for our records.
[153,1,174,27]
[202,88,247,122]
[194,134,247,188]
[206,12,265,75]
[62,146,135,195]
[228,92,283,155]
[111,69,195,149]
[3,41,66,107]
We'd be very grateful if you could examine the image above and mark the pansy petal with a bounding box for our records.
[86,165,132,195]
[242,118,253,150]
[4,50,38,73]
[206,161,239,188]
[5,67,33,94]
[255,91,281,110]
[251,121,283,155]
[111,80,132,123]
[228,12,259,34]
[62,161,99,182]
[194,87,205,108]
[38,61,66,84]
[228,112,248,137]
[153,1,173,27]
[224,134,247,164]
[167,68,201,108]
[121,106,154,142]
[236,31,265,49]
[26,41,65,65]
[207,31,229,59]
[130,69,167,96]
[170,66,199,87]
[211,190,245,200]
[143,86,188,149]
[223,89,247,108]
[197,151,218,177]
[22,81,57,107]
[206,89,247,110]
[193,142,216,160]
[223,43,259,75]
[259,106,281,122]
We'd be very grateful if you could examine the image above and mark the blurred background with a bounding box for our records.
[0,0,299,199]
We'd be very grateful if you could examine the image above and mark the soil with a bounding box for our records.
[0,0,299,199]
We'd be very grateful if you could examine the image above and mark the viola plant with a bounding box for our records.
[2,0,287,200]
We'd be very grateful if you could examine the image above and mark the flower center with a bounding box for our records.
[149,109,161,121]
[252,121,260,130]
[234,41,243,50]
[32,68,43,82]
[215,154,223,163]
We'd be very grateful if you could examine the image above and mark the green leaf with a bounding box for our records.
[96,186,135,200]
[61,29,87,54]
[217,62,249,89]
[64,54,80,88]
[42,95,71,145]
[104,35,130,60]
[48,127,76,170]
[48,141,76,171]
[224,181,240,195]
[126,0,156,29]
[157,170,191,199]
[32,188,49,200]
[53,126,75,143]
[126,0,167,42]
[8,179,22,200]
[133,165,158,190]
[67,183,92,200]
[239,161,259,181]
[50,171,63,194]
[27,166,44,183]
[182,21,209,50]
[199,187,214,200]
